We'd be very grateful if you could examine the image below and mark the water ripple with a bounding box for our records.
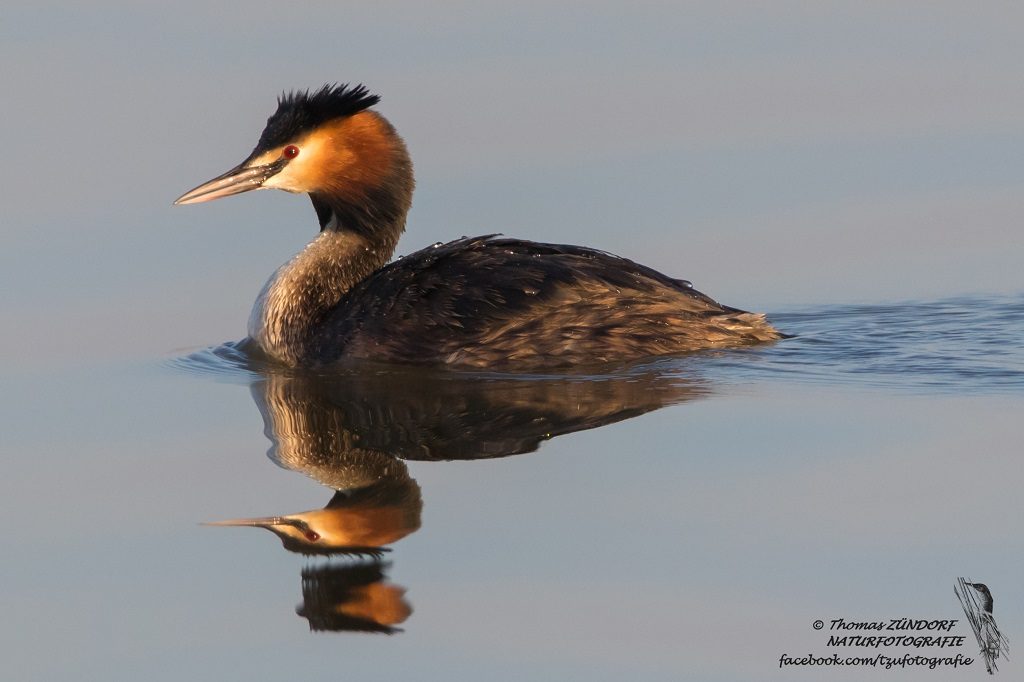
[705,293,1024,394]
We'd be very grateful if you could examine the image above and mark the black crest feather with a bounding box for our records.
[254,83,381,153]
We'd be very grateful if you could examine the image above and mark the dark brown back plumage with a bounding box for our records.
[312,236,781,368]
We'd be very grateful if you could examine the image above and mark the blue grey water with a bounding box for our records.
[4,296,1021,680]
[4,3,1024,680]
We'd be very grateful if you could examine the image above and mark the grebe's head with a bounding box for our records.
[204,501,420,557]
[175,83,413,235]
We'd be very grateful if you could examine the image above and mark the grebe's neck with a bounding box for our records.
[247,215,402,366]
[247,110,414,366]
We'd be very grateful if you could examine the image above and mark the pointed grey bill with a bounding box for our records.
[202,516,287,528]
[174,157,288,205]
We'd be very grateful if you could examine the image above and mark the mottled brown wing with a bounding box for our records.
[321,236,768,367]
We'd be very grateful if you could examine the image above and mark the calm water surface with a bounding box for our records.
[6,3,1024,679]
[4,295,1022,681]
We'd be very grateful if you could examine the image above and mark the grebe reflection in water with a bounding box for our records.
[205,364,707,631]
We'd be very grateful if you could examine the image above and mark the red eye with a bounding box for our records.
[304,530,320,542]
[283,145,299,159]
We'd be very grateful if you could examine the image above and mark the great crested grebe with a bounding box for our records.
[175,84,783,369]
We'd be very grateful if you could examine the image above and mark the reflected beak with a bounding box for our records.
[203,516,285,529]
[174,157,287,205]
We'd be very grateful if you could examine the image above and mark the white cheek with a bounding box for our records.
[256,135,330,193]
[263,165,306,193]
